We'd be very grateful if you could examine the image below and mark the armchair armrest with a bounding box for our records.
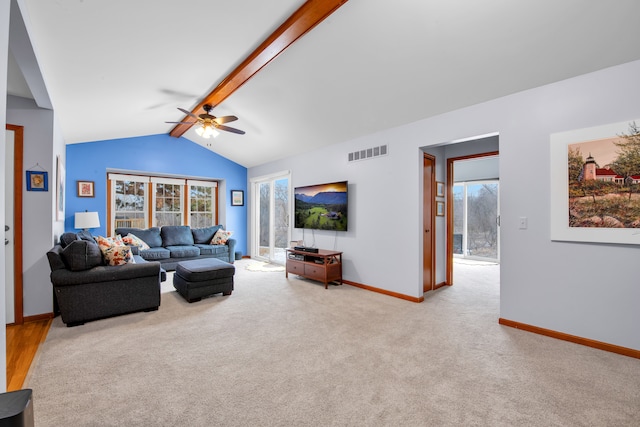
[51,261,161,287]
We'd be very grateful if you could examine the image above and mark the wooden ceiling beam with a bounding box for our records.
[170,0,349,138]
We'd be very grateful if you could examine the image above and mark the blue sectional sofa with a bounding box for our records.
[47,231,165,327]
[115,225,236,271]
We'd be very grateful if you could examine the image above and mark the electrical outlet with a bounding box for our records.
[518,217,528,229]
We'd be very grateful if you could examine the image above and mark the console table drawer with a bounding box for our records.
[287,260,305,275]
[304,264,325,280]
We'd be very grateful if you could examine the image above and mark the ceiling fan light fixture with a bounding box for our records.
[195,123,219,139]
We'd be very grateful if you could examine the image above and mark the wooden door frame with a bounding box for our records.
[6,124,24,325]
[423,153,435,292]
[445,151,499,285]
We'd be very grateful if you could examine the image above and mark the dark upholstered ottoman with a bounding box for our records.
[173,258,235,303]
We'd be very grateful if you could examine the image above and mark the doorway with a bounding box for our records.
[446,151,499,284]
[5,124,24,325]
[252,172,290,265]
[423,153,435,292]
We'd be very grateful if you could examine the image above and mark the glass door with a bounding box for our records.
[453,180,500,261]
[252,173,290,264]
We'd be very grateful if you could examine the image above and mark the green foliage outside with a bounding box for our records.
[295,203,347,231]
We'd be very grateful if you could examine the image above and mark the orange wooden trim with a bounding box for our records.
[343,279,424,303]
[445,157,454,285]
[183,183,189,225]
[448,151,499,163]
[23,312,55,322]
[215,186,219,225]
[433,281,448,290]
[499,318,640,359]
[147,182,153,228]
[170,0,349,137]
[445,150,499,286]
[7,124,24,325]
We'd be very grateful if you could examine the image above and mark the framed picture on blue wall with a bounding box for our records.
[231,190,244,206]
[26,171,48,191]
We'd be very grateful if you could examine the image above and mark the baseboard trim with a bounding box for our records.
[499,318,640,359]
[343,280,424,303]
[24,312,55,323]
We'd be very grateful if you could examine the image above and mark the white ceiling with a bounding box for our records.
[8,0,640,168]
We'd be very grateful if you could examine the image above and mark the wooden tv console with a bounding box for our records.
[285,248,343,289]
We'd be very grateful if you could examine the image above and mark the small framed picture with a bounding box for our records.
[436,201,445,216]
[436,181,445,198]
[231,190,244,206]
[26,171,48,191]
[77,180,95,198]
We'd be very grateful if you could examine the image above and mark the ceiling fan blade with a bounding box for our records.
[165,121,195,125]
[177,107,200,120]
[215,124,245,135]
[214,115,238,124]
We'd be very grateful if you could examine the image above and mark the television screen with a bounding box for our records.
[294,181,348,231]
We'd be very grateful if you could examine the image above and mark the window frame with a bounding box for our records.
[107,173,219,234]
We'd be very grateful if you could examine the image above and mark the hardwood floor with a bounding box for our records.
[6,318,52,391]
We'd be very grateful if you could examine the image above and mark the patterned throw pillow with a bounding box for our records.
[101,244,135,266]
[210,229,233,245]
[122,233,150,250]
[94,235,135,266]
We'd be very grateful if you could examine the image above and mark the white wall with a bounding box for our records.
[7,95,57,317]
[1,0,12,393]
[249,60,640,351]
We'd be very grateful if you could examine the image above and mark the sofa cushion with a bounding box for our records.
[139,247,171,260]
[194,244,229,255]
[211,229,233,245]
[59,232,79,248]
[191,225,223,244]
[161,226,194,246]
[115,227,163,248]
[166,245,200,258]
[60,240,103,271]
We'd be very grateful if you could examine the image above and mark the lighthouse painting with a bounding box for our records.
[551,119,640,245]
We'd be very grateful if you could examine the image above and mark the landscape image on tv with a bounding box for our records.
[294,181,348,231]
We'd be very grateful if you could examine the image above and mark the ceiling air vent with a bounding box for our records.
[348,144,388,163]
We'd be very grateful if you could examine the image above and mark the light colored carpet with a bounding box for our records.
[244,260,285,272]
[26,259,640,426]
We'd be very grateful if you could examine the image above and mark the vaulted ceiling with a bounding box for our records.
[8,0,640,167]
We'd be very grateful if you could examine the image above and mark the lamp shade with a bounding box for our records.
[74,211,100,230]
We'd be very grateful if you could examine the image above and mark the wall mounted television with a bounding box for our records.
[294,180,348,231]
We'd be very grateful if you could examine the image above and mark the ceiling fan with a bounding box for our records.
[166,104,245,138]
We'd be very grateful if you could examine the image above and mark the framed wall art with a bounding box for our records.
[26,171,48,191]
[436,201,445,216]
[77,180,95,198]
[231,190,244,206]
[436,181,445,198]
[550,118,640,245]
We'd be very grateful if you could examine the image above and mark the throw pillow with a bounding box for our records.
[101,244,135,266]
[211,229,233,245]
[192,225,222,244]
[94,235,134,266]
[59,232,79,248]
[60,240,103,271]
[76,230,95,242]
[122,233,150,250]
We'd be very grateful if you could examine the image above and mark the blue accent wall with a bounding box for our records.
[65,134,247,255]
